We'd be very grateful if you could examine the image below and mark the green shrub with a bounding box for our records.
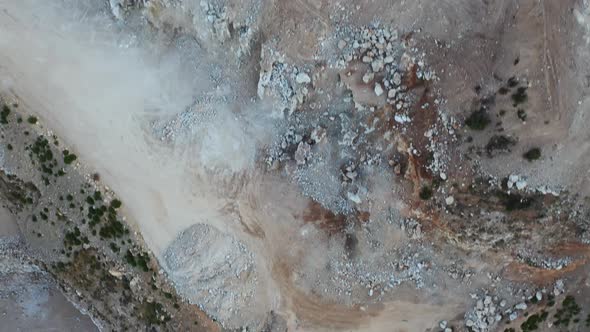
[142,302,169,325]
[419,186,433,200]
[496,191,532,211]
[523,148,541,161]
[554,295,581,327]
[486,135,516,156]
[511,87,528,105]
[27,116,38,124]
[521,311,548,332]
[507,76,519,87]
[465,109,491,130]
[111,199,122,209]
[1,105,10,124]
[64,153,77,165]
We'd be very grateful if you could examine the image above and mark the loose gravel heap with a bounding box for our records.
[163,223,258,329]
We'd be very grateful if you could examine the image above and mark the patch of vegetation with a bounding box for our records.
[419,185,433,200]
[62,149,77,164]
[125,249,151,272]
[547,294,555,307]
[495,191,532,211]
[109,242,120,253]
[142,301,170,325]
[27,116,38,124]
[511,86,528,106]
[29,136,53,163]
[110,199,122,209]
[64,227,84,247]
[485,135,517,156]
[498,87,509,95]
[98,219,126,239]
[0,171,40,210]
[1,105,10,124]
[554,295,581,327]
[523,148,541,162]
[521,310,548,332]
[507,76,519,88]
[465,109,491,130]
[517,109,527,121]
[26,135,64,180]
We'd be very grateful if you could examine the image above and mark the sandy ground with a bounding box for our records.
[1,0,589,331]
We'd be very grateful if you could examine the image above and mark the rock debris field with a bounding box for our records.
[1,0,590,331]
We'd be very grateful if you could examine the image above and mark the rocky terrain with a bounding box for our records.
[1,0,590,331]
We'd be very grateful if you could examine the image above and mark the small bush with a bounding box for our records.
[486,135,517,156]
[109,242,120,253]
[511,87,528,105]
[496,191,532,211]
[64,154,77,164]
[111,199,122,209]
[142,302,169,325]
[523,148,541,161]
[419,186,433,200]
[507,76,519,87]
[521,311,548,332]
[1,105,10,124]
[465,109,491,130]
[517,109,527,121]
[27,116,38,124]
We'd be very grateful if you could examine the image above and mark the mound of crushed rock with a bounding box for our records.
[162,223,258,329]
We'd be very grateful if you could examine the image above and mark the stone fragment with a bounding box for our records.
[374,83,384,96]
[296,72,311,84]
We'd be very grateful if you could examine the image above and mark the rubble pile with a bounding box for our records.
[517,251,573,270]
[398,218,423,239]
[464,293,505,332]
[257,45,312,116]
[462,280,566,331]
[260,25,452,215]
[163,223,260,329]
[337,25,437,113]
[315,245,430,301]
